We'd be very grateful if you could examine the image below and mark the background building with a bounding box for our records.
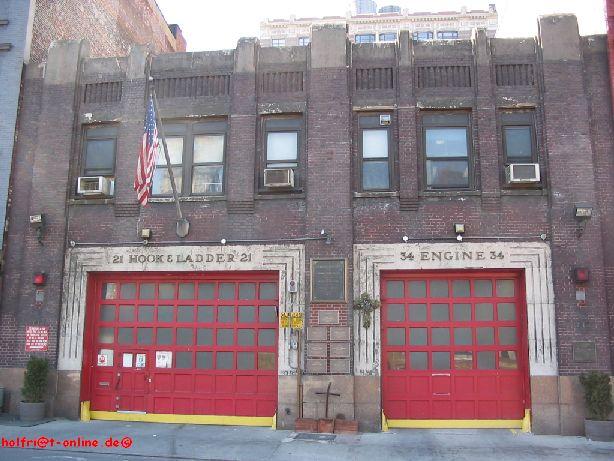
[29,0,186,63]
[0,14,612,436]
[0,0,185,276]
[260,3,498,46]
[356,0,378,15]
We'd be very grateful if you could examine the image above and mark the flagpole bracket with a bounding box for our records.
[176,218,190,238]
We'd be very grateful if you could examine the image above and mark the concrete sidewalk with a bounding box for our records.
[0,420,613,460]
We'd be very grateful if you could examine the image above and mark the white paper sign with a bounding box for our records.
[122,353,133,368]
[135,353,146,368]
[97,349,113,367]
[156,351,172,368]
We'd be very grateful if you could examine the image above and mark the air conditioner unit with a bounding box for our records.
[77,176,114,196]
[505,163,540,184]
[264,168,295,188]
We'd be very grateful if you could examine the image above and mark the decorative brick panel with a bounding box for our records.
[83,81,122,103]
[355,68,394,91]
[416,65,472,88]
[227,200,255,214]
[495,63,536,86]
[259,71,303,93]
[113,202,140,217]
[154,75,231,98]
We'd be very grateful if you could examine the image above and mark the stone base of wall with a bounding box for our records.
[3,367,612,435]
[277,375,298,429]
[0,368,80,419]
[0,368,25,414]
[531,375,614,435]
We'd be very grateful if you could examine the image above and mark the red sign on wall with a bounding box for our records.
[25,326,49,352]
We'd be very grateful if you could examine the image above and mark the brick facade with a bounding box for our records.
[0,15,613,435]
[30,0,184,63]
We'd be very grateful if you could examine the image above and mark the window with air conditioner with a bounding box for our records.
[78,124,117,197]
[501,110,540,186]
[261,116,303,192]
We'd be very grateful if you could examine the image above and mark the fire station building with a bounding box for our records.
[0,14,613,435]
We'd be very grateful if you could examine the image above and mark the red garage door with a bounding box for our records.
[83,272,278,418]
[381,271,529,421]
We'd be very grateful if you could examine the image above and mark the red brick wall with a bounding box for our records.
[608,0,614,113]
[30,0,181,63]
[2,20,613,379]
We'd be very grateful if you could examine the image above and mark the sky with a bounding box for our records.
[156,0,608,51]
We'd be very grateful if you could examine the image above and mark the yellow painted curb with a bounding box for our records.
[89,410,273,427]
[272,412,277,430]
[382,410,389,432]
[387,419,524,429]
[521,409,531,433]
[80,401,91,422]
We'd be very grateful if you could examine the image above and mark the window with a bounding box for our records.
[355,34,376,43]
[152,137,183,195]
[82,125,117,176]
[379,32,397,42]
[422,112,472,189]
[271,38,285,47]
[437,31,459,39]
[152,120,227,197]
[261,116,303,191]
[501,111,536,163]
[359,115,392,191]
[413,31,433,41]
[298,36,310,46]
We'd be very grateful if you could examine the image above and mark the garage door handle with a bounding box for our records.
[432,373,451,376]
[433,393,451,396]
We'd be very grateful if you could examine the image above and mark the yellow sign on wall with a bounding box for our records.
[279,312,290,328]
[290,312,304,330]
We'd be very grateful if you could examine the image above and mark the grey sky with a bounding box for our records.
[156,0,607,51]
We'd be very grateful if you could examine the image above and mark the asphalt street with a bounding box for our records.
[0,420,613,460]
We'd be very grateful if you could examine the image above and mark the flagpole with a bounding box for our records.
[149,79,190,238]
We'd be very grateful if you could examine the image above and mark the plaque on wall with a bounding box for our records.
[311,259,346,302]
[572,341,596,363]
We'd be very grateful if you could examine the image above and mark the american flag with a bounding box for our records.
[134,95,159,205]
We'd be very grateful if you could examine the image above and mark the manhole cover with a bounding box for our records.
[294,433,336,442]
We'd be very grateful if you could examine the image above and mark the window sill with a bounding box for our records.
[69,197,115,205]
[255,192,305,200]
[419,190,481,198]
[148,195,226,203]
[353,191,399,198]
[501,188,546,196]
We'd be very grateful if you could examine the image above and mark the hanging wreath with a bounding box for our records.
[353,292,381,329]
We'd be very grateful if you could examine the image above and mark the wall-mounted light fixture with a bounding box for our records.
[574,204,593,238]
[33,272,46,286]
[321,229,332,245]
[140,228,152,240]
[454,223,465,242]
[29,214,45,244]
[572,267,590,283]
